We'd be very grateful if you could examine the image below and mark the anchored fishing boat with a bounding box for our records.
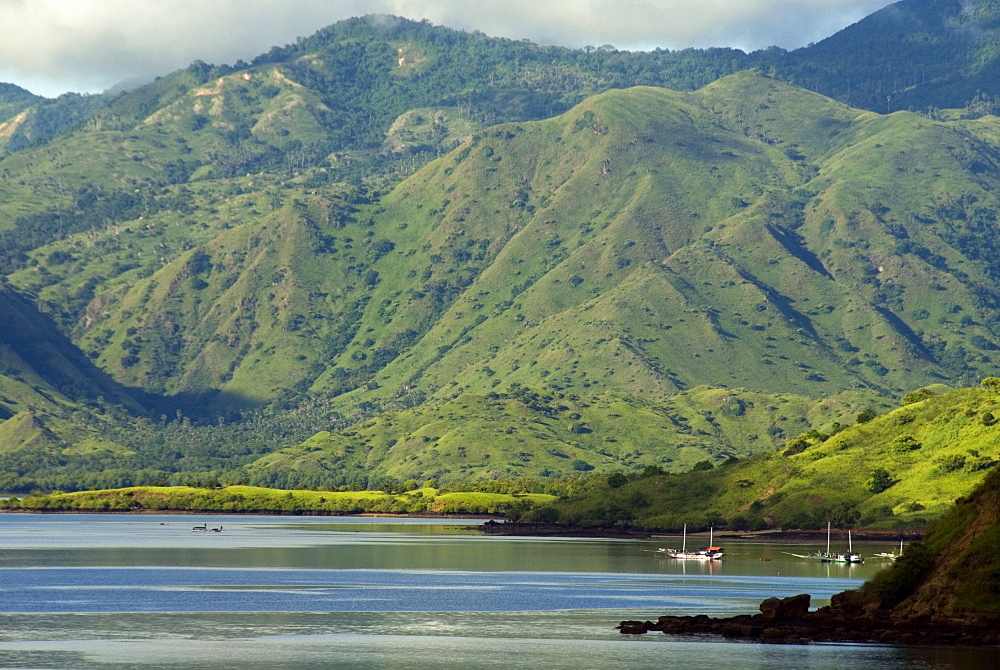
[785,522,863,563]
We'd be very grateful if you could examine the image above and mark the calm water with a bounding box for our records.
[0,514,995,669]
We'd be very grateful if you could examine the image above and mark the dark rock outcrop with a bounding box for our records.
[618,593,1000,646]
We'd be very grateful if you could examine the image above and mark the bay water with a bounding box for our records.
[0,514,996,668]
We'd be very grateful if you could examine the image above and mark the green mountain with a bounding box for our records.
[523,384,1000,531]
[26,74,1000,409]
[4,7,1000,490]
[779,0,1000,113]
[7,71,1000,488]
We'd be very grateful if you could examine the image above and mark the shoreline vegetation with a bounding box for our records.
[0,485,554,517]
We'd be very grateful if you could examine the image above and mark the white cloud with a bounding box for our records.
[0,0,895,98]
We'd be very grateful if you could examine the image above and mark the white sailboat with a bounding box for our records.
[657,524,724,560]
[874,539,905,560]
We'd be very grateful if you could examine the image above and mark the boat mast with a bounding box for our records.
[682,524,687,553]
[826,521,831,555]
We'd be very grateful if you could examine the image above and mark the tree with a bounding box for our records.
[868,468,895,494]
[829,502,861,529]
[783,438,808,456]
[856,408,878,424]
[607,472,628,488]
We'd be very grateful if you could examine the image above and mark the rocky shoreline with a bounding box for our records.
[479,519,922,542]
[618,593,1000,646]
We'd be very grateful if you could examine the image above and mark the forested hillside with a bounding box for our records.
[3,4,1000,493]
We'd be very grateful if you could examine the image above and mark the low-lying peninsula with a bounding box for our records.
[0,484,554,516]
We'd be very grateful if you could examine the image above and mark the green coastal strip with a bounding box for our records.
[1,485,556,516]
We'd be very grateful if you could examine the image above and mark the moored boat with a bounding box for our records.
[657,524,724,560]
[785,523,863,563]
[874,539,905,560]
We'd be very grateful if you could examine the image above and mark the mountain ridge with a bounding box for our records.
[6,1,1000,153]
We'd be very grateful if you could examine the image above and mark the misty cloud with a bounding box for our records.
[0,0,895,98]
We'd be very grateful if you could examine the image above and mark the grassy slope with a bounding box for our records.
[243,386,879,485]
[336,75,1000,408]
[16,73,1000,415]
[527,385,1000,530]
[239,74,1000,480]
[859,462,1000,621]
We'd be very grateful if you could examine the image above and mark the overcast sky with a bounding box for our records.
[1,0,897,99]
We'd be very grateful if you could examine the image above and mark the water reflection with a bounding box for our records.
[0,515,995,669]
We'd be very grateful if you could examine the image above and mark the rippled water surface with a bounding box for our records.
[0,514,995,669]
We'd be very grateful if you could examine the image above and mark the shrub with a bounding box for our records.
[530,506,560,523]
[783,438,808,456]
[982,377,1000,392]
[860,505,894,526]
[863,541,934,608]
[970,334,997,350]
[901,388,937,405]
[966,456,999,472]
[935,454,967,472]
[828,502,861,528]
[891,435,921,453]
